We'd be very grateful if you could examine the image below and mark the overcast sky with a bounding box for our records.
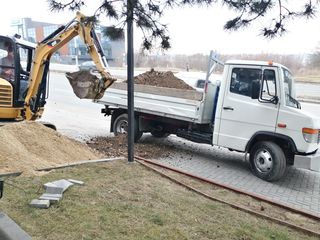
[0,0,319,55]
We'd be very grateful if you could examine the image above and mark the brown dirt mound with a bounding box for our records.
[131,69,194,90]
[0,121,100,175]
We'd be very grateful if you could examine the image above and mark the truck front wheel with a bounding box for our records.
[113,113,142,142]
[249,141,286,182]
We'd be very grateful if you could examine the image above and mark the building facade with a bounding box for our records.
[10,18,125,66]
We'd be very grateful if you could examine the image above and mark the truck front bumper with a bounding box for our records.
[294,151,320,172]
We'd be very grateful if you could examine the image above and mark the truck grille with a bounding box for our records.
[0,84,12,107]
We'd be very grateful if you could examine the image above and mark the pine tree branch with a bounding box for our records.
[46,0,320,50]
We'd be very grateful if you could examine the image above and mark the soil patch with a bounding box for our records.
[87,135,175,159]
[129,69,194,90]
[0,121,100,175]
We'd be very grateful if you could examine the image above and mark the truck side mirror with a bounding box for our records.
[251,80,260,99]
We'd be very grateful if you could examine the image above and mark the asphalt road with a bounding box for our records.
[296,82,320,98]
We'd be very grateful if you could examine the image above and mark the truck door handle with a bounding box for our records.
[223,106,234,111]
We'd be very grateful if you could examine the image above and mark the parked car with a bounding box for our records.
[194,76,221,91]
[195,79,211,89]
[79,61,97,71]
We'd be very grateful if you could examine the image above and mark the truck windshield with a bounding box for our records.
[283,68,300,109]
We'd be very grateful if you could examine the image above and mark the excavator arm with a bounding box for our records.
[24,12,115,120]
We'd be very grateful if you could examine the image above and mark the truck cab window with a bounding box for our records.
[261,69,276,102]
[283,68,300,108]
[230,68,262,97]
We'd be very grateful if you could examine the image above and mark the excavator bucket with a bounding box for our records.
[65,70,107,99]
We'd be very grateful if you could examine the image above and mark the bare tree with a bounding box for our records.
[47,0,319,50]
[220,53,305,72]
[309,43,320,69]
[132,52,307,73]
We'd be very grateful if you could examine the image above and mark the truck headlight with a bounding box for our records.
[302,128,319,143]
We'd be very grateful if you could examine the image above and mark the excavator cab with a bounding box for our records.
[0,36,38,119]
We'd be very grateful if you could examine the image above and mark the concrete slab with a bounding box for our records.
[30,199,50,209]
[45,185,64,195]
[0,212,32,240]
[44,179,73,193]
[294,152,320,172]
[67,179,84,185]
[39,193,63,202]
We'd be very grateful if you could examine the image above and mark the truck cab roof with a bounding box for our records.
[225,59,285,69]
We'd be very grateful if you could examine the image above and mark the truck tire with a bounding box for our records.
[150,130,170,138]
[249,141,286,182]
[113,113,142,142]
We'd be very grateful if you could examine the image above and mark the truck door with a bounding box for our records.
[217,65,279,151]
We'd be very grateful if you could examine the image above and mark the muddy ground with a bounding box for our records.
[86,134,175,159]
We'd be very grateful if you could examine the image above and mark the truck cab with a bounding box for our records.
[215,60,320,180]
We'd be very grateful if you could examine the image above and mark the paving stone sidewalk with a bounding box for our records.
[146,136,320,216]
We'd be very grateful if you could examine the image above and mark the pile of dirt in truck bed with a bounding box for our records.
[130,69,194,90]
[0,122,100,175]
[87,135,175,159]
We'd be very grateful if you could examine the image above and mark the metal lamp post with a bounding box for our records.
[127,0,134,162]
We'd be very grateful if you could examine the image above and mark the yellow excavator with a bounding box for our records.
[0,12,115,122]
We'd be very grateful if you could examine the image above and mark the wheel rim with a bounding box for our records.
[253,148,273,173]
[115,119,128,134]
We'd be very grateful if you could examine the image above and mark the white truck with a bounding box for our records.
[95,52,320,181]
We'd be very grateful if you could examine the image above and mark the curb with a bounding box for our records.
[298,98,320,105]
[36,157,124,171]
[0,158,124,178]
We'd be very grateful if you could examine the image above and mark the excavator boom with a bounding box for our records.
[23,12,115,120]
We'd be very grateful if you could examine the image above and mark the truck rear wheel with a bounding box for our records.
[113,113,142,142]
[249,141,286,182]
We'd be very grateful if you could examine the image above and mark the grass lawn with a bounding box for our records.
[0,160,317,240]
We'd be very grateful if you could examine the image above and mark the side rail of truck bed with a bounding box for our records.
[95,83,219,124]
[94,82,218,124]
